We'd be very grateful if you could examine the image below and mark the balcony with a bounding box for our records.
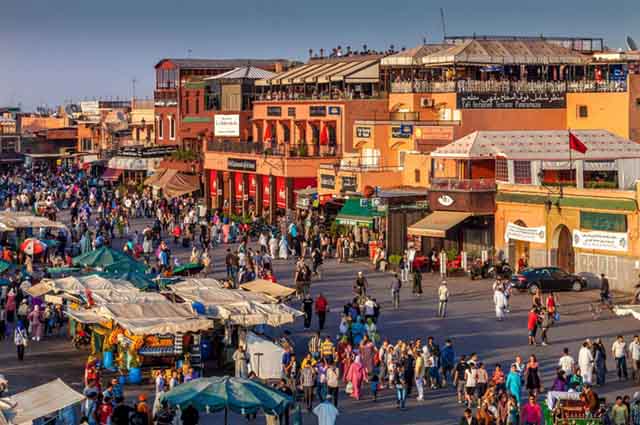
[429,178,495,213]
[319,163,403,172]
[206,140,339,158]
[390,79,628,94]
[256,91,384,102]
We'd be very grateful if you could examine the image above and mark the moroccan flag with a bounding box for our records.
[569,132,587,154]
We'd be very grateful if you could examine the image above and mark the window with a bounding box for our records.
[184,92,190,114]
[495,158,508,182]
[578,105,588,118]
[195,93,200,114]
[157,116,163,139]
[135,128,141,142]
[282,124,290,143]
[398,151,406,168]
[513,161,531,184]
[169,116,175,140]
[414,169,421,183]
[81,138,92,151]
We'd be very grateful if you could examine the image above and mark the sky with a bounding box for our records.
[1,0,638,111]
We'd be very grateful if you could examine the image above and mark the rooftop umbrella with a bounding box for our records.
[161,376,293,422]
[98,270,156,291]
[45,266,81,277]
[20,238,46,256]
[72,246,132,269]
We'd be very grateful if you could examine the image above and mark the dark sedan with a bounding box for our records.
[511,267,586,294]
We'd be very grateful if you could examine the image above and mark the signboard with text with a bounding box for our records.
[228,158,257,172]
[458,92,566,109]
[572,229,628,252]
[504,222,546,243]
[214,114,240,137]
[320,174,335,189]
[356,127,372,138]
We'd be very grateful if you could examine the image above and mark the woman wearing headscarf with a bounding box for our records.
[345,355,368,400]
[339,340,353,379]
[359,335,376,373]
[506,364,522,406]
[351,317,365,346]
[278,235,289,260]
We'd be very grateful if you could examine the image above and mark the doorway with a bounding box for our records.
[553,224,575,273]
[507,220,530,271]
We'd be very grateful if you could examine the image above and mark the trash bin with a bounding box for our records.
[102,351,114,369]
[128,367,142,384]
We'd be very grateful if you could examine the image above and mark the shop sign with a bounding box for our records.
[214,114,240,137]
[320,174,335,189]
[341,176,357,192]
[391,125,413,138]
[572,229,628,252]
[119,145,178,158]
[415,126,454,141]
[267,106,281,117]
[328,106,341,115]
[287,107,296,117]
[504,222,546,243]
[309,106,327,117]
[580,211,627,233]
[457,92,566,109]
[437,195,455,207]
[356,127,372,138]
[227,158,257,172]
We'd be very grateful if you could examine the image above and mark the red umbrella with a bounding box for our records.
[20,238,46,256]
[263,124,272,142]
[320,124,329,145]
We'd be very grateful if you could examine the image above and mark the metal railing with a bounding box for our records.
[319,163,402,172]
[256,92,384,101]
[430,178,496,191]
[206,140,340,157]
[390,79,628,94]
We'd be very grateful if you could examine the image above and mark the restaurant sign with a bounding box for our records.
[457,92,566,109]
[320,174,335,189]
[341,176,357,192]
[228,158,257,172]
[391,125,413,138]
[309,106,327,117]
[328,106,341,115]
[356,127,372,138]
[572,229,628,252]
[504,222,546,243]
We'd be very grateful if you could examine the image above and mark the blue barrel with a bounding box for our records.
[118,375,127,386]
[102,351,114,369]
[200,339,212,360]
[176,359,184,369]
[128,367,142,384]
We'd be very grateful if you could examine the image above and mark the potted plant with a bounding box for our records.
[388,254,402,272]
[298,143,308,157]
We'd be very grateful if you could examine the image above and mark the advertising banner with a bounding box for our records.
[572,229,628,252]
[214,114,240,137]
[504,222,546,243]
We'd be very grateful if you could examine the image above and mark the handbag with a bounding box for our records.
[553,311,560,322]
[345,381,353,394]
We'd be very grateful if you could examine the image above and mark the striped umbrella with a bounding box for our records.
[20,238,46,256]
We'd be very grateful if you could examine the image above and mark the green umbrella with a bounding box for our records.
[72,246,132,268]
[45,266,81,276]
[0,260,11,274]
[173,262,204,276]
[161,376,293,420]
[98,271,156,291]
[102,258,147,275]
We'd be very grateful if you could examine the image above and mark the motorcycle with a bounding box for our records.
[469,259,493,280]
[487,260,513,279]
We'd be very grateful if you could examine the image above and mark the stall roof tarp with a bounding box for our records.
[162,172,200,198]
[101,302,213,334]
[0,211,67,231]
[102,167,123,182]
[241,279,295,300]
[614,305,640,320]
[8,379,84,425]
[151,168,178,189]
[144,168,166,186]
[170,279,302,327]
[407,211,472,238]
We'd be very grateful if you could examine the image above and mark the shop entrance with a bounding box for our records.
[508,220,530,271]
[553,224,575,273]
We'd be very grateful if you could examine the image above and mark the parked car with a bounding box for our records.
[511,267,586,294]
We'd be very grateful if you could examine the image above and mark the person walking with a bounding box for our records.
[629,335,640,383]
[14,321,27,361]
[315,294,328,331]
[520,395,543,425]
[438,281,450,318]
[412,268,423,296]
[527,307,539,346]
[345,356,368,401]
[391,273,402,310]
[494,284,507,321]
[612,335,629,381]
[594,338,607,386]
[579,340,594,385]
[505,364,522,406]
[326,362,340,407]
[540,308,552,346]
[232,346,249,378]
[524,355,541,396]
[302,295,314,330]
[300,360,316,411]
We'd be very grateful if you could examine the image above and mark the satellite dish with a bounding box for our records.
[626,36,638,51]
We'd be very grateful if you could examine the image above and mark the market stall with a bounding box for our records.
[1,378,84,425]
[240,279,296,301]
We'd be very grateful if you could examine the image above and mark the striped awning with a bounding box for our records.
[407,211,472,238]
[102,168,123,182]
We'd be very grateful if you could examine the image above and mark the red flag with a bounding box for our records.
[263,123,272,141]
[319,125,329,146]
[569,132,587,154]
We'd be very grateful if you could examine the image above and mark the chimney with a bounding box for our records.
[274,62,284,73]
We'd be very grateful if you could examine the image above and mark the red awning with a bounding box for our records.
[293,177,317,206]
[102,168,123,182]
[234,173,244,200]
[276,176,286,209]
[249,174,257,197]
[209,170,217,196]
[262,175,271,206]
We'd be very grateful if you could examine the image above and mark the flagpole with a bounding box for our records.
[568,129,572,184]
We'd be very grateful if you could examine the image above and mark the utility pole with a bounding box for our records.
[132,77,137,101]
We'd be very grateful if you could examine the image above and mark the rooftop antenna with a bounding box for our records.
[440,8,447,41]
[132,77,137,100]
[627,36,638,51]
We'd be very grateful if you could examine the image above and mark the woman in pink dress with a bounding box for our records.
[359,336,376,373]
[345,355,368,400]
[28,305,43,341]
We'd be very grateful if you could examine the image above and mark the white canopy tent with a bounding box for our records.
[3,379,84,425]
[0,211,67,231]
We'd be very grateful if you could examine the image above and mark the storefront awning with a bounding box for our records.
[144,168,166,186]
[407,211,472,238]
[102,168,123,181]
[335,198,383,227]
[163,172,200,198]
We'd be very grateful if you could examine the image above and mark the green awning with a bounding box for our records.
[335,198,384,227]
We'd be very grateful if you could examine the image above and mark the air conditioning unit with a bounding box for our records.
[420,98,434,108]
